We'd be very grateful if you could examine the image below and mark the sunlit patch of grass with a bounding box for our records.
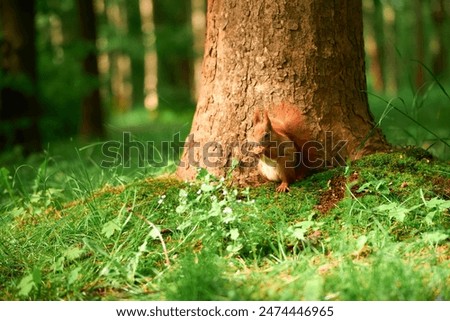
[0,135,449,300]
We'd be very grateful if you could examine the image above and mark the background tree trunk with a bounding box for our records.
[177,0,388,185]
[152,0,195,110]
[364,0,385,92]
[126,0,145,108]
[191,0,207,100]
[139,0,158,111]
[431,0,446,75]
[414,0,425,90]
[106,0,133,112]
[383,2,398,93]
[0,0,41,154]
[77,0,105,138]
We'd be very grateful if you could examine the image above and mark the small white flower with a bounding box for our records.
[197,189,202,194]
[222,189,228,195]
[157,195,166,204]
[223,207,233,214]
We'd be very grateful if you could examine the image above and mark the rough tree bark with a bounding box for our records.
[0,0,41,154]
[177,0,388,185]
[77,0,105,138]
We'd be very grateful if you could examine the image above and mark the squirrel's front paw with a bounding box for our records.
[276,182,290,193]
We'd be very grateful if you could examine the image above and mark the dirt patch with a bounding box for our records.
[432,177,450,199]
[315,173,360,214]
[315,176,346,213]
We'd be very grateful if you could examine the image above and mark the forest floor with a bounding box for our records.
[1,142,449,300]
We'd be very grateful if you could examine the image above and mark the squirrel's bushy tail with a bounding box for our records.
[268,102,307,146]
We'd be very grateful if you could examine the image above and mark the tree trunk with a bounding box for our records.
[177,0,388,185]
[364,0,385,92]
[414,0,425,90]
[191,0,207,100]
[127,0,145,108]
[152,0,195,110]
[139,0,158,111]
[106,0,133,112]
[383,2,398,93]
[76,0,105,139]
[0,0,41,154]
[431,0,446,75]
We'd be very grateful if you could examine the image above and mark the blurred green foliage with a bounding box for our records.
[36,0,92,140]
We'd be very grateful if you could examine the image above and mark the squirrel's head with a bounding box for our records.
[250,109,273,154]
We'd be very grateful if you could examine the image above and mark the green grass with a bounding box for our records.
[1,145,449,300]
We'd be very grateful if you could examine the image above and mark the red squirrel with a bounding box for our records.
[251,103,314,192]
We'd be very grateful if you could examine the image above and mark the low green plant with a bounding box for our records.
[174,167,258,256]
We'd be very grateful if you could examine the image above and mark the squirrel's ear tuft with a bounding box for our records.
[263,110,272,128]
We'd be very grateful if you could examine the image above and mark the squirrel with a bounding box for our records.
[250,103,315,192]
